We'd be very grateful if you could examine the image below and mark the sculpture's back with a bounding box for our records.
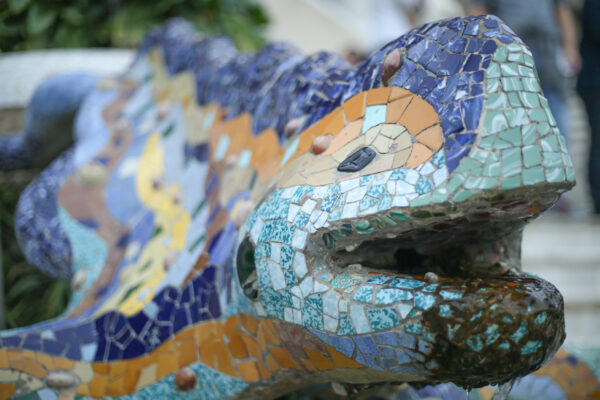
[0,16,598,400]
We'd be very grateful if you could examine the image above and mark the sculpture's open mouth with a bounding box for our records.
[304,187,566,387]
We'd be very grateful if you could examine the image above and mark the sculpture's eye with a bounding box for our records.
[237,237,258,300]
[337,147,376,172]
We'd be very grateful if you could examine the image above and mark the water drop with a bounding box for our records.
[491,379,516,400]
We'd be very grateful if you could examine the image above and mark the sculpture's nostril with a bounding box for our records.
[337,147,377,172]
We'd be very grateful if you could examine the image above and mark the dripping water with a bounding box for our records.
[491,379,516,400]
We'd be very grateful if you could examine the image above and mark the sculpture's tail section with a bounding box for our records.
[0,73,99,171]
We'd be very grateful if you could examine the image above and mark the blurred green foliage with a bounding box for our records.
[0,0,269,52]
[1,178,72,329]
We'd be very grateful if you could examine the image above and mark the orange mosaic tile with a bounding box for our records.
[236,360,260,382]
[89,374,109,398]
[215,342,237,377]
[324,120,362,156]
[303,347,335,370]
[53,356,75,370]
[405,143,434,169]
[224,315,239,338]
[22,358,45,379]
[0,383,16,400]
[389,86,413,101]
[109,361,127,379]
[265,354,280,373]
[326,345,363,369]
[257,326,267,352]
[415,124,444,151]
[268,347,295,369]
[385,96,413,124]
[301,359,316,372]
[241,334,261,359]
[343,91,367,121]
[227,332,249,359]
[263,320,281,346]
[367,87,391,105]
[106,377,125,397]
[92,362,110,374]
[399,97,439,135]
[178,338,197,366]
[156,352,179,380]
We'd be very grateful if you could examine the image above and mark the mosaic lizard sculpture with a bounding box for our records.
[1,15,599,400]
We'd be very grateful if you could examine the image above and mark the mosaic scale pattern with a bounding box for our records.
[1,15,598,399]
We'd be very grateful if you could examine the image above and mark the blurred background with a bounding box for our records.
[0,0,598,351]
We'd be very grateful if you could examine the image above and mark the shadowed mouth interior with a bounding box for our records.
[330,224,523,279]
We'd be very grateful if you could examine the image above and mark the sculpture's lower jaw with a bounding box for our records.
[301,272,565,389]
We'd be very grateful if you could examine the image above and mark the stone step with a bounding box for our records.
[522,215,600,346]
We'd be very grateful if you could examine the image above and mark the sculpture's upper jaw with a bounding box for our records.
[237,14,574,388]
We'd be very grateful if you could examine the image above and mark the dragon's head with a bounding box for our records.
[236,15,571,388]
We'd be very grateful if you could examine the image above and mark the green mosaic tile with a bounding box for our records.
[507,43,524,52]
[487,62,501,78]
[501,148,522,177]
[483,161,501,177]
[494,138,514,149]
[454,158,483,174]
[521,125,537,146]
[545,167,565,183]
[469,150,489,164]
[522,77,540,92]
[508,92,521,107]
[447,174,466,193]
[508,52,524,63]
[501,175,521,189]
[499,127,521,146]
[479,135,496,150]
[501,76,523,91]
[507,108,530,127]
[465,176,498,190]
[537,122,550,136]
[562,153,574,168]
[545,108,558,126]
[485,93,509,110]
[453,189,477,202]
[518,93,539,110]
[517,65,535,78]
[500,63,519,77]
[542,151,562,168]
[540,136,559,152]
[528,108,548,123]
[484,110,509,134]
[486,77,500,93]
[493,46,508,62]
[524,53,535,65]
[557,134,568,152]
[431,187,449,203]
[522,145,541,168]
[409,193,432,207]
[522,166,545,185]
[566,166,576,182]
